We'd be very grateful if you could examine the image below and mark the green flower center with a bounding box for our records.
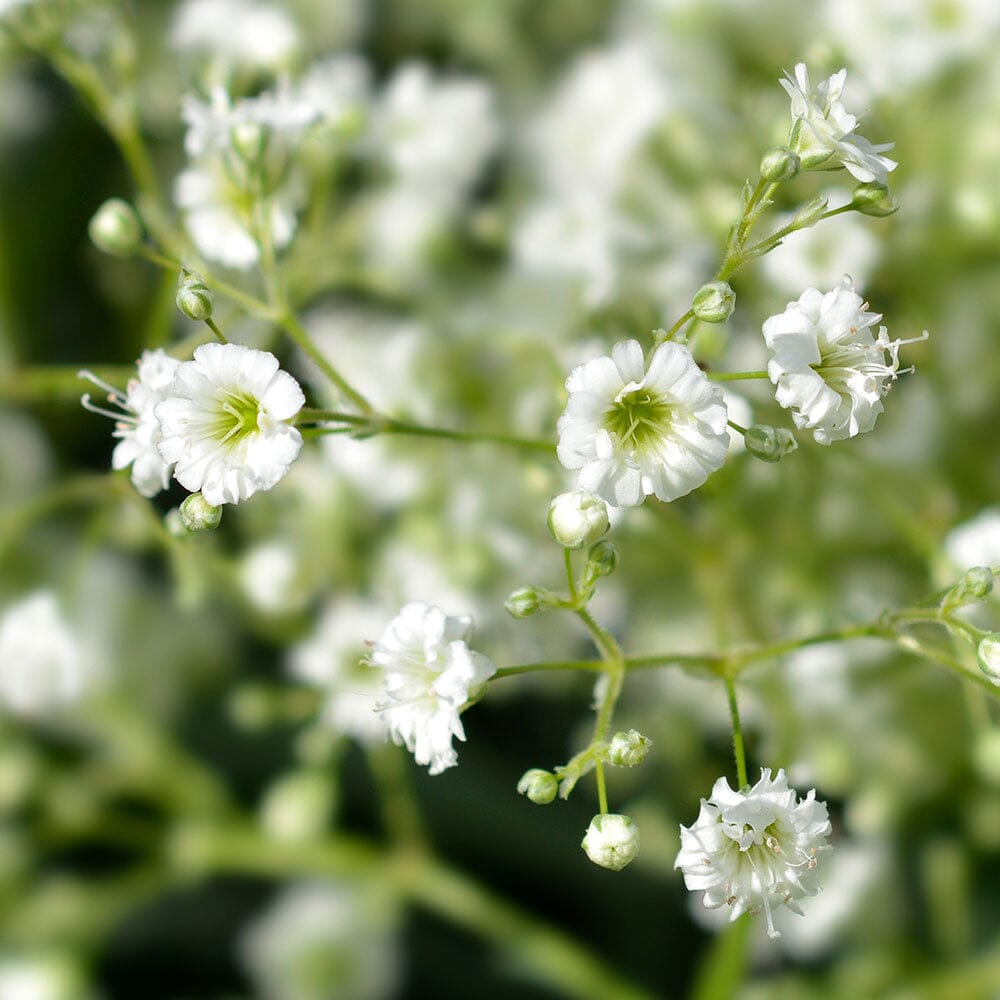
[604,388,673,454]
[212,388,262,446]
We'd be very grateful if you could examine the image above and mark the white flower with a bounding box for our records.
[557,339,729,507]
[0,592,89,717]
[240,541,305,614]
[367,602,496,775]
[171,0,299,70]
[763,276,925,445]
[581,813,641,871]
[945,508,1000,571]
[675,768,832,939]
[80,350,180,498]
[548,491,610,549]
[780,63,897,184]
[156,343,304,506]
[299,55,371,131]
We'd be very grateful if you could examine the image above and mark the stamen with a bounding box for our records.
[80,393,137,423]
[78,369,128,407]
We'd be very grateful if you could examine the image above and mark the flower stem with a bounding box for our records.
[565,549,578,603]
[708,370,770,381]
[655,309,696,345]
[724,675,749,789]
[204,318,227,344]
[595,761,609,815]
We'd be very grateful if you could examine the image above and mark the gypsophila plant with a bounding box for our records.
[7,0,1000,994]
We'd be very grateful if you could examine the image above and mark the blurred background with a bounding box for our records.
[2,0,1000,997]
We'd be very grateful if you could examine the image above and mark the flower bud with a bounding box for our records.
[790,194,829,230]
[179,492,223,532]
[548,491,610,550]
[586,540,618,579]
[692,281,736,324]
[504,586,540,619]
[260,770,333,844]
[978,634,1000,684]
[745,424,798,463]
[88,198,143,257]
[581,813,640,871]
[604,729,653,767]
[760,145,801,182]
[176,270,214,321]
[852,181,899,217]
[517,768,559,804]
[943,566,994,613]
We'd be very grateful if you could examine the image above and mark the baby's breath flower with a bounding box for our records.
[367,603,496,775]
[675,768,832,939]
[80,350,181,498]
[582,813,640,871]
[557,339,729,507]
[171,0,299,70]
[156,343,304,506]
[548,491,609,550]
[781,63,897,184]
[763,276,926,445]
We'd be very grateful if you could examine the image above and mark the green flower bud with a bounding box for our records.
[760,145,801,182]
[852,181,899,217]
[88,198,143,257]
[517,768,559,804]
[745,424,798,463]
[604,729,653,767]
[692,281,736,324]
[504,586,540,619]
[548,491,610,550]
[176,269,214,321]
[977,634,1000,684]
[581,813,640,871]
[943,566,994,613]
[790,194,829,230]
[179,492,223,532]
[586,540,618,579]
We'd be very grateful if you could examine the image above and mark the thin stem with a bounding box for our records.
[564,548,578,604]
[655,309,696,346]
[708,370,770,381]
[379,417,556,454]
[727,420,748,436]
[492,660,606,680]
[724,675,749,789]
[295,408,370,426]
[204,318,227,344]
[595,761,609,815]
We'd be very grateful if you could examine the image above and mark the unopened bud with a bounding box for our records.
[260,770,333,844]
[176,270,213,321]
[978,634,1000,684]
[852,181,899,217]
[179,493,222,532]
[943,566,994,613]
[88,198,143,257]
[505,587,540,619]
[517,768,559,804]
[745,424,797,463]
[760,145,801,182]
[586,540,618,580]
[604,729,653,767]
[548,491,609,550]
[581,813,640,871]
[791,194,829,230]
[692,281,736,324]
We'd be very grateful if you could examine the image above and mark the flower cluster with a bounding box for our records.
[675,769,832,938]
[84,343,304,507]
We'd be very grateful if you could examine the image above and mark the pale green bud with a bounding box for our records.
[176,270,213,321]
[581,813,640,871]
[517,768,559,804]
[548,491,609,550]
[977,634,1000,684]
[179,492,223,532]
[88,198,143,257]
[604,729,653,767]
[260,770,334,844]
[504,587,540,619]
[760,145,801,182]
[852,181,900,217]
[745,424,798,463]
[586,540,618,579]
[692,281,736,324]
[943,566,994,613]
[791,194,829,230]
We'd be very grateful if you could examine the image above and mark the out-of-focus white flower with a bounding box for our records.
[781,63,897,184]
[241,881,401,1000]
[0,954,87,1000]
[174,162,301,270]
[171,0,299,70]
[581,813,641,871]
[156,343,304,506]
[557,339,729,507]
[374,63,498,195]
[0,592,90,717]
[763,276,925,445]
[675,768,832,939]
[0,0,33,20]
[289,598,389,746]
[299,55,371,131]
[367,602,496,775]
[945,508,1000,571]
[80,350,180,498]
[240,542,305,614]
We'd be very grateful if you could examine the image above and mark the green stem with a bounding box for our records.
[655,309,696,346]
[204,318,227,344]
[724,675,749,789]
[708,370,770,381]
[379,417,556,454]
[594,761,609,815]
[564,549,578,604]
